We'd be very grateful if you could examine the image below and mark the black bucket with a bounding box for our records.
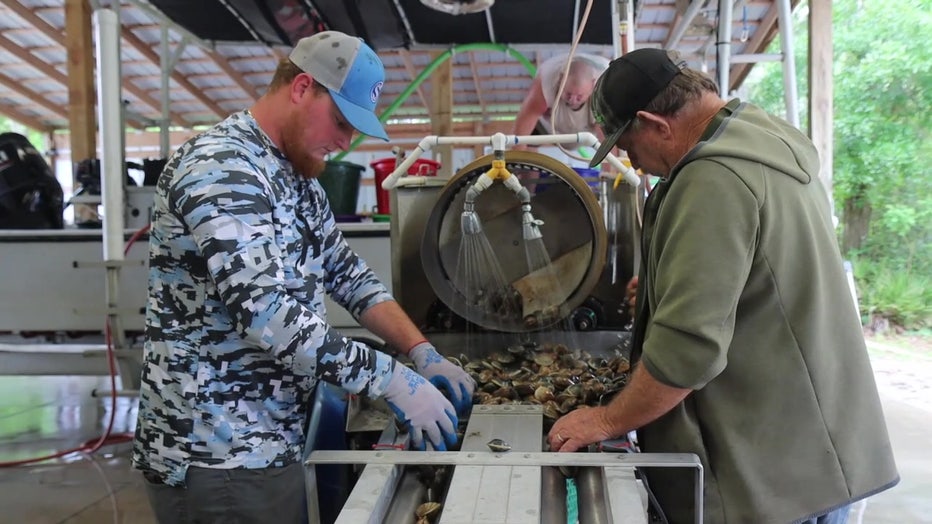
[318,160,364,216]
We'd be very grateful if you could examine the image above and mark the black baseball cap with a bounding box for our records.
[589,48,683,168]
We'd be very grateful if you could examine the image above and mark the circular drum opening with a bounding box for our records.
[421,151,606,332]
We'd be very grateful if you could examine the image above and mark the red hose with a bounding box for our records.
[0,223,151,467]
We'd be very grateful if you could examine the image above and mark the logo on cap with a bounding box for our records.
[370,81,383,104]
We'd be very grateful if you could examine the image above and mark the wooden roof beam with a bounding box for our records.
[120,28,229,119]
[0,103,54,132]
[1,0,188,127]
[0,72,68,122]
[0,37,180,130]
[728,1,799,90]
[467,52,487,122]
[397,50,430,113]
[202,47,263,100]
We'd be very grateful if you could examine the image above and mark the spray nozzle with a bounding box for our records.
[522,206,544,240]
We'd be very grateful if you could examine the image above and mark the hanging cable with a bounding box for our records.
[550,0,597,163]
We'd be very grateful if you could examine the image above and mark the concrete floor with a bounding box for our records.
[0,363,928,523]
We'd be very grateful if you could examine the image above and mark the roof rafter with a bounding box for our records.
[398,50,431,114]
[467,52,487,122]
[119,28,230,119]
[0,71,67,122]
[0,0,189,128]
[728,0,795,89]
[0,102,53,131]
[201,47,262,100]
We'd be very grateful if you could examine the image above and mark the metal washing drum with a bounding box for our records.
[421,151,607,332]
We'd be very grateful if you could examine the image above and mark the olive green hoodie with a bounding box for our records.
[634,100,898,523]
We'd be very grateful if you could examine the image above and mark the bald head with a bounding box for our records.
[559,58,602,110]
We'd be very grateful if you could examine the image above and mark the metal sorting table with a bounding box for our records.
[305,405,704,524]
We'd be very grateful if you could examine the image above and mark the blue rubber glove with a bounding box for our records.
[409,342,477,416]
[381,363,458,451]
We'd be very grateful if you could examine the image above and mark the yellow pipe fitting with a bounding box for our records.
[484,159,513,181]
[612,158,638,189]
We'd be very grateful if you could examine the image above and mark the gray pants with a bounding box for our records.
[143,462,306,524]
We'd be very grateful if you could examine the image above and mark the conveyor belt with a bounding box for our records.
[306,403,706,524]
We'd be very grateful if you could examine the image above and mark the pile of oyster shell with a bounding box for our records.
[451,342,631,421]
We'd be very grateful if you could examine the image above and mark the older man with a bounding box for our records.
[512,52,609,138]
[548,48,898,524]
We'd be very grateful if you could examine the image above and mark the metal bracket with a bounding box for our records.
[72,260,145,268]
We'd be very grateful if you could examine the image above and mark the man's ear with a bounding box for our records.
[290,73,313,103]
[636,111,672,138]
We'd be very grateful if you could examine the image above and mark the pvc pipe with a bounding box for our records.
[776,0,800,128]
[160,24,171,157]
[717,0,734,98]
[381,137,433,190]
[485,9,497,43]
[334,43,537,161]
[491,132,507,152]
[573,0,581,41]
[94,9,124,262]
[576,132,640,187]
[381,132,640,189]
[667,0,705,49]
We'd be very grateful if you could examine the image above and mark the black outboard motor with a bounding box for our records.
[0,132,64,229]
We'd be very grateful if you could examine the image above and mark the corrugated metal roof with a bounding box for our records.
[0,0,795,140]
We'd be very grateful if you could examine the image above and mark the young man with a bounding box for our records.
[548,48,898,523]
[134,31,475,523]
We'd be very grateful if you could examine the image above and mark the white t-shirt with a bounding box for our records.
[537,53,610,134]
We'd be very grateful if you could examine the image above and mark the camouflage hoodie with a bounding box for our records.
[133,111,395,486]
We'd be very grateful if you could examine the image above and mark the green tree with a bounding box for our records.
[0,115,47,153]
[745,0,932,329]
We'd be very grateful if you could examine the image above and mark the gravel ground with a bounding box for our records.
[866,335,932,414]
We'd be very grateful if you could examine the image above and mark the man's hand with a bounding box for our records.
[381,364,458,451]
[547,406,615,452]
[409,342,476,415]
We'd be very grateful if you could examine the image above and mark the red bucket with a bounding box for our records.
[369,157,441,215]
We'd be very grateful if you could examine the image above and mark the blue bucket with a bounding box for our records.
[572,167,601,192]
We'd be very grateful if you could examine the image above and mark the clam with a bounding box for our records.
[492,386,517,400]
[506,344,527,355]
[558,397,577,414]
[534,385,555,403]
[552,375,576,390]
[487,438,512,452]
[542,400,561,420]
[474,391,494,404]
[477,369,495,384]
[416,501,442,518]
[513,381,535,397]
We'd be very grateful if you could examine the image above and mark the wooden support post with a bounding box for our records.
[65,0,98,223]
[429,51,454,177]
[65,0,96,163]
[809,0,834,204]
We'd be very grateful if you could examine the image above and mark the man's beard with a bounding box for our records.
[281,116,327,179]
[293,155,326,179]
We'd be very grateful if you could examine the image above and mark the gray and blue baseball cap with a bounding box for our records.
[289,31,389,141]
